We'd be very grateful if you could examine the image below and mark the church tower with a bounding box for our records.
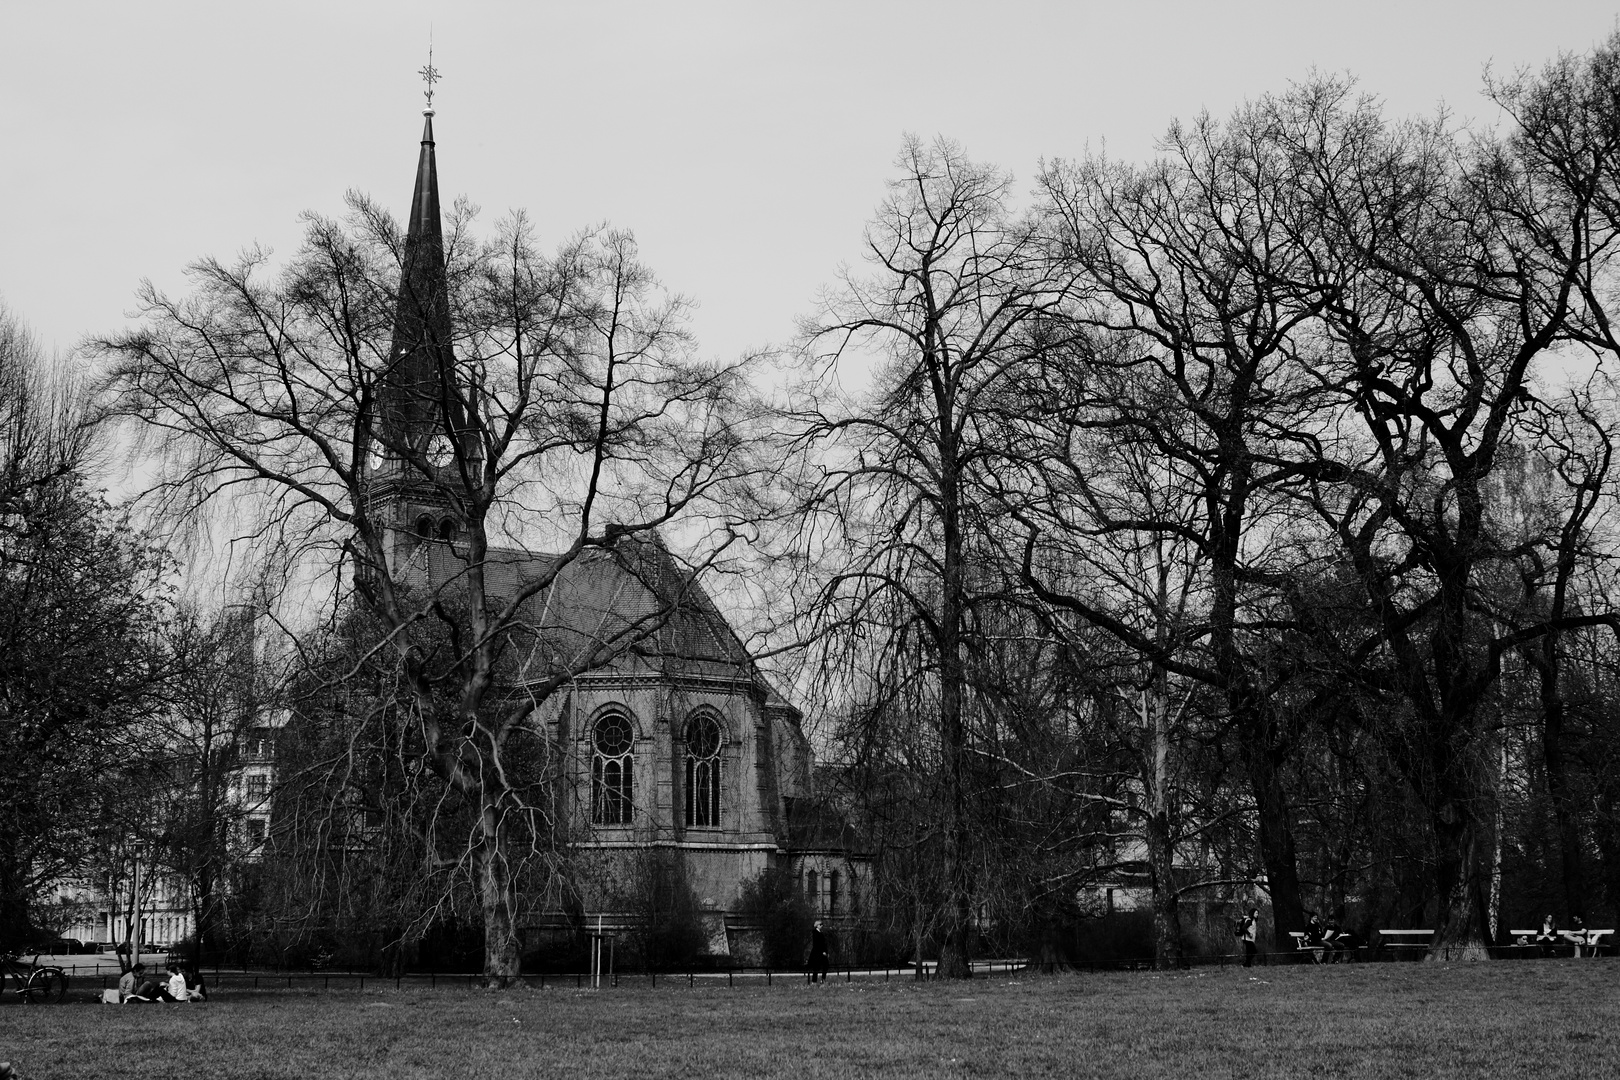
[365,79,463,574]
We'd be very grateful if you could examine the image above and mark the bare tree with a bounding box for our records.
[1027,103,1336,943]
[0,305,90,526]
[96,141,768,982]
[151,605,272,966]
[784,136,1082,977]
[1269,59,1620,956]
[1492,387,1618,918]
[1018,421,1218,967]
[0,303,169,950]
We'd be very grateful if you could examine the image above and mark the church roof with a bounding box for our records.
[411,538,793,707]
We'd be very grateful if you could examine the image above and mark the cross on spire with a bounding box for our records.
[419,45,440,110]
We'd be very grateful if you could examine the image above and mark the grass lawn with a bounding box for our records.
[2,959,1615,1078]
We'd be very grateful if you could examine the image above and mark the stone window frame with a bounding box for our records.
[682,710,727,830]
[590,707,638,826]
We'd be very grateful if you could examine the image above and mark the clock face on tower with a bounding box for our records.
[426,434,455,467]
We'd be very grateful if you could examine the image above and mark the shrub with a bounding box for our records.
[737,865,814,969]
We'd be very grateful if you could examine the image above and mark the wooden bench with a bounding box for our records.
[1374,929,1432,958]
[1507,928,1613,957]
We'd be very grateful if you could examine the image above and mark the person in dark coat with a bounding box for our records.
[1237,909,1260,968]
[807,920,829,983]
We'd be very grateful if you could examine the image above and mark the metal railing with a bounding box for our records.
[51,942,1614,998]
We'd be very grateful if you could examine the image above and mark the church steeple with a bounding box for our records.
[380,61,454,461]
[365,66,460,576]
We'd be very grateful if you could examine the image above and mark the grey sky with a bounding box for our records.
[5,1,1617,365]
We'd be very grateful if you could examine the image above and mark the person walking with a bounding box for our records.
[1237,908,1260,968]
[807,920,830,984]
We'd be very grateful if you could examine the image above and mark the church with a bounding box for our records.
[364,91,865,964]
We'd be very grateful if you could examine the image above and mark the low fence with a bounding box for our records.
[73,958,1033,993]
[44,941,1616,997]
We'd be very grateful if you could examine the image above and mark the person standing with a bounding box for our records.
[1237,909,1260,968]
[807,920,829,984]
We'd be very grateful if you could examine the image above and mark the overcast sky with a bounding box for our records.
[5,1,1618,367]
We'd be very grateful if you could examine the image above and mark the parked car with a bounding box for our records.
[28,937,86,955]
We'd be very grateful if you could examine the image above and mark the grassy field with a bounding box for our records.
[2,959,1615,1079]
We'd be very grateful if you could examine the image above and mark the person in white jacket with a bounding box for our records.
[164,964,188,1002]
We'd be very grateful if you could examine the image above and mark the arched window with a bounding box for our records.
[414,513,435,538]
[806,870,819,910]
[591,712,635,825]
[828,870,840,914]
[436,518,458,542]
[684,714,723,828]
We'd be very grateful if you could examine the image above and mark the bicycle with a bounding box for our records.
[0,952,69,1003]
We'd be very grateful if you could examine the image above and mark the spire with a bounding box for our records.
[380,58,453,459]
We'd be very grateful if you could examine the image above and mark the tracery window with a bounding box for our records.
[684,714,723,828]
[591,711,635,825]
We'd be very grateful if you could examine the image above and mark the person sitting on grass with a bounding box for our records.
[183,967,207,1001]
[160,963,190,1002]
[119,963,158,1003]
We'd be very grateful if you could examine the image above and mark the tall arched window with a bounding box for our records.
[684,714,723,828]
[591,712,635,825]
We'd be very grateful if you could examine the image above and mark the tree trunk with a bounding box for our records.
[193,865,216,971]
[1141,685,1182,969]
[1428,802,1491,961]
[1534,654,1587,916]
[1488,739,1506,943]
[1242,742,1307,938]
[1145,807,1183,970]
[933,416,973,981]
[477,797,521,986]
[937,919,973,979]
[0,834,27,950]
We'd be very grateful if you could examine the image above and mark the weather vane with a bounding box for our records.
[419,41,440,110]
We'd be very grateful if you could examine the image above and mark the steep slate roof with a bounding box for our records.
[414,538,791,702]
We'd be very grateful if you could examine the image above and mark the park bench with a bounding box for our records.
[1507,928,1613,957]
[1374,929,1432,958]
